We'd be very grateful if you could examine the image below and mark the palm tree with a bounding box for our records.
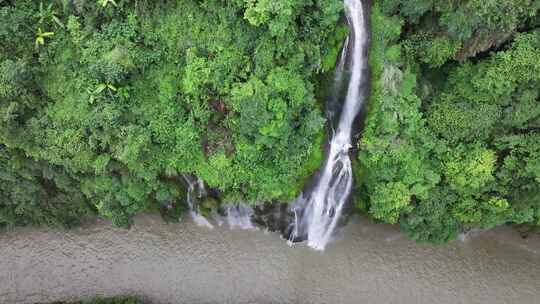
[94,83,117,94]
[89,83,117,103]
[35,28,54,48]
[99,0,118,7]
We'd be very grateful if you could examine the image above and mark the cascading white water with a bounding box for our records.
[182,174,257,231]
[289,0,367,250]
[225,204,257,230]
[182,174,214,229]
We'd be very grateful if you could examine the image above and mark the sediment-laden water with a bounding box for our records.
[1,214,539,304]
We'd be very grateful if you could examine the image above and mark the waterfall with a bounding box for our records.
[182,174,257,231]
[225,204,257,230]
[182,174,214,229]
[289,0,367,250]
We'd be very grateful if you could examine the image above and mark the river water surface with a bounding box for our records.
[1,214,540,304]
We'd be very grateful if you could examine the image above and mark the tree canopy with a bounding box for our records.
[0,0,342,227]
[358,1,540,243]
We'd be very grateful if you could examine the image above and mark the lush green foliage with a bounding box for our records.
[0,0,342,228]
[359,2,540,243]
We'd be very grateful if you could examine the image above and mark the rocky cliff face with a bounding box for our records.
[456,29,514,60]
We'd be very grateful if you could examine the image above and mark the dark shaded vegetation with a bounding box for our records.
[358,1,540,243]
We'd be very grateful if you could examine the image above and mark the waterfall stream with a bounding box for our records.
[182,174,257,231]
[289,0,368,250]
[182,174,215,229]
[225,204,257,230]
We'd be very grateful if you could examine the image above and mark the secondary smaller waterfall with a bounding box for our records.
[182,174,256,230]
[289,0,368,250]
[225,205,257,230]
[182,174,214,229]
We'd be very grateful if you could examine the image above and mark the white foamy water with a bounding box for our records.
[182,174,214,229]
[290,0,367,250]
[225,204,257,230]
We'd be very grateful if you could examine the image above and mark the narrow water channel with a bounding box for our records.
[1,215,539,304]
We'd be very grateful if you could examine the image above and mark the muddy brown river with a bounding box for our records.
[1,214,540,304]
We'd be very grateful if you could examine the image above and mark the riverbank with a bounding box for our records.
[1,214,539,304]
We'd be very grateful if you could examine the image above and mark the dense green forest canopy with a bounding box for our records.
[1,0,539,244]
[0,0,342,227]
[358,0,540,242]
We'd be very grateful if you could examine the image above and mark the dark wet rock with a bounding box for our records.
[200,196,219,217]
[159,200,186,223]
[456,30,514,60]
[252,201,296,238]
